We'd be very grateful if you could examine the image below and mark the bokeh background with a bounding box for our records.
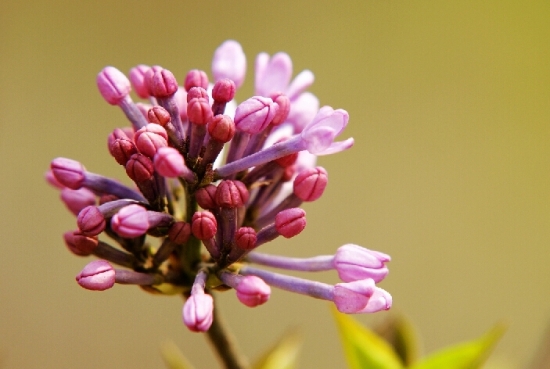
[1,1,549,368]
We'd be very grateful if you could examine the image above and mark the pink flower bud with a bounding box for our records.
[208,115,235,143]
[183,293,214,332]
[76,260,115,291]
[191,211,217,240]
[184,69,209,92]
[270,93,290,126]
[187,97,213,125]
[111,204,149,238]
[235,227,257,250]
[147,106,171,126]
[134,123,168,158]
[147,67,178,98]
[50,157,86,189]
[168,221,191,244]
[358,287,392,313]
[212,40,246,88]
[216,180,249,208]
[125,153,154,182]
[293,167,328,202]
[195,185,218,209]
[77,205,105,236]
[186,87,209,102]
[275,208,306,238]
[128,65,151,99]
[333,244,390,283]
[212,78,236,103]
[109,138,138,165]
[44,170,64,189]
[333,279,375,314]
[63,231,98,256]
[60,187,96,216]
[234,96,279,134]
[96,66,131,105]
[153,147,186,178]
[235,276,270,307]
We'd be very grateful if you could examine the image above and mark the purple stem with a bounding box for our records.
[246,252,334,272]
[84,173,147,203]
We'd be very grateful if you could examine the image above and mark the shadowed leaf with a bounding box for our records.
[409,324,505,369]
[375,315,420,366]
[333,307,404,369]
[252,329,302,369]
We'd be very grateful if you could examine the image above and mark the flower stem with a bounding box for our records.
[206,301,250,369]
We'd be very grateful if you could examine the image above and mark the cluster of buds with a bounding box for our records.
[47,40,391,333]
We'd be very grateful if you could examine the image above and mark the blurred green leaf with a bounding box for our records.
[409,324,505,369]
[375,315,420,366]
[333,308,404,369]
[252,329,302,369]
[160,340,197,369]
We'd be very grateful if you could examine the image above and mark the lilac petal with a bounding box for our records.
[333,279,375,314]
[286,70,314,101]
[212,40,247,88]
[255,53,293,97]
[315,138,354,156]
[254,52,270,92]
[183,293,214,332]
[286,92,319,133]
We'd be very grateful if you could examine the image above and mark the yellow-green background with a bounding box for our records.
[1,1,548,368]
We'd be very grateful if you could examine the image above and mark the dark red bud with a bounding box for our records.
[184,69,209,91]
[110,138,138,165]
[208,115,235,143]
[212,78,236,103]
[191,211,217,240]
[125,153,155,182]
[216,180,249,208]
[275,208,306,238]
[147,106,171,126]
[63,231,98,256]
[270,93,290,126]
[235,227,257,250]
[168,221,191,244]
[195,185,218,209]
[186,87,209,102]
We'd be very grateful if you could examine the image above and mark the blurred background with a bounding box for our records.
[1,1,549,368]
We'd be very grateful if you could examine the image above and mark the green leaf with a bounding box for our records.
[375,315,420,366]
[160,340,197,369]
[409,324,505,369]
[252,329,302,369]
[332,308,404,369]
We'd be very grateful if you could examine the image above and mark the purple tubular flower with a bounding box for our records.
[129,65,151,99]
[110,204,149,238]
[96,66,131,105]
[212,40,246,89]
[219,272,270,307]
[50,158,86,189]
[76,260,115,291]
[255,52,293,98]
[333,279,376,314]
[234,96,278,134]
[77,205,106,236]
[183,270,214,332]
[153,147,196,183]
[333,244,390,283]
[60,187,96,216]
[183,293,214,332]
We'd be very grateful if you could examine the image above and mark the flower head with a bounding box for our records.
[47,40,391,333]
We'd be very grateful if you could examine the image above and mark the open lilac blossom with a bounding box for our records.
[47,40,392,336]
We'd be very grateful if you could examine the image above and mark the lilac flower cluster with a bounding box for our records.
[47,40,391,333]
